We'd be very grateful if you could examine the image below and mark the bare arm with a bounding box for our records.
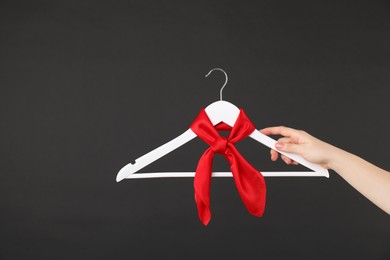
[260,126,390,215]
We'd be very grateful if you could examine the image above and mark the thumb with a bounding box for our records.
[275,142,303,155]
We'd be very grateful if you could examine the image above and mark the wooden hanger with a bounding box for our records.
[116,68,329,182]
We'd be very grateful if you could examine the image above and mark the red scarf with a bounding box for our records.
[190,108,266,225]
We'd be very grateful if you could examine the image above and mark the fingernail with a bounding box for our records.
[275,142,284,149]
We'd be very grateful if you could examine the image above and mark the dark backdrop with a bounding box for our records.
[1,1,389,259]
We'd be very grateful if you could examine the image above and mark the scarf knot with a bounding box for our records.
[211,136,228,154]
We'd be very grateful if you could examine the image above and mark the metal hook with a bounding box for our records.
[205,68,228,101]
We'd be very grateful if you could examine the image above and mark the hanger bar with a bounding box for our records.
[126,171,328,179]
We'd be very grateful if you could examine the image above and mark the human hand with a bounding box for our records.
[260,126,338,169]
[261,127,390,215]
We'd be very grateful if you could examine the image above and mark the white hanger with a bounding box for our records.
[116,68,329,182]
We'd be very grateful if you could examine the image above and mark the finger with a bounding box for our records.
[260,126,300,138]
[278,137,292,143]
[281,155,299,165]
[275,142,303,154]
[270,149,279,161]
[281,154,292,164]
[272,137,291,162]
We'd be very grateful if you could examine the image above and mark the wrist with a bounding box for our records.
[326,145,347,171]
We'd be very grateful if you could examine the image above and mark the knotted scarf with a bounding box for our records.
[190,108,266,225]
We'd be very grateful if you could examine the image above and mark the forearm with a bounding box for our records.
[328,147,390,215]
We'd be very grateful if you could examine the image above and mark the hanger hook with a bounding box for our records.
[205,68,228,101]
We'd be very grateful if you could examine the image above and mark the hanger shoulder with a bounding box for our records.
[205,100,239,126]
[116,129,197,182]
[249,130,330,177]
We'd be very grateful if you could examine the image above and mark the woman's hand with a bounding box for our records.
[260,126,338,169]
[260,126,390,215]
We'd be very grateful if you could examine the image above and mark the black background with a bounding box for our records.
[1,1,389,259]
